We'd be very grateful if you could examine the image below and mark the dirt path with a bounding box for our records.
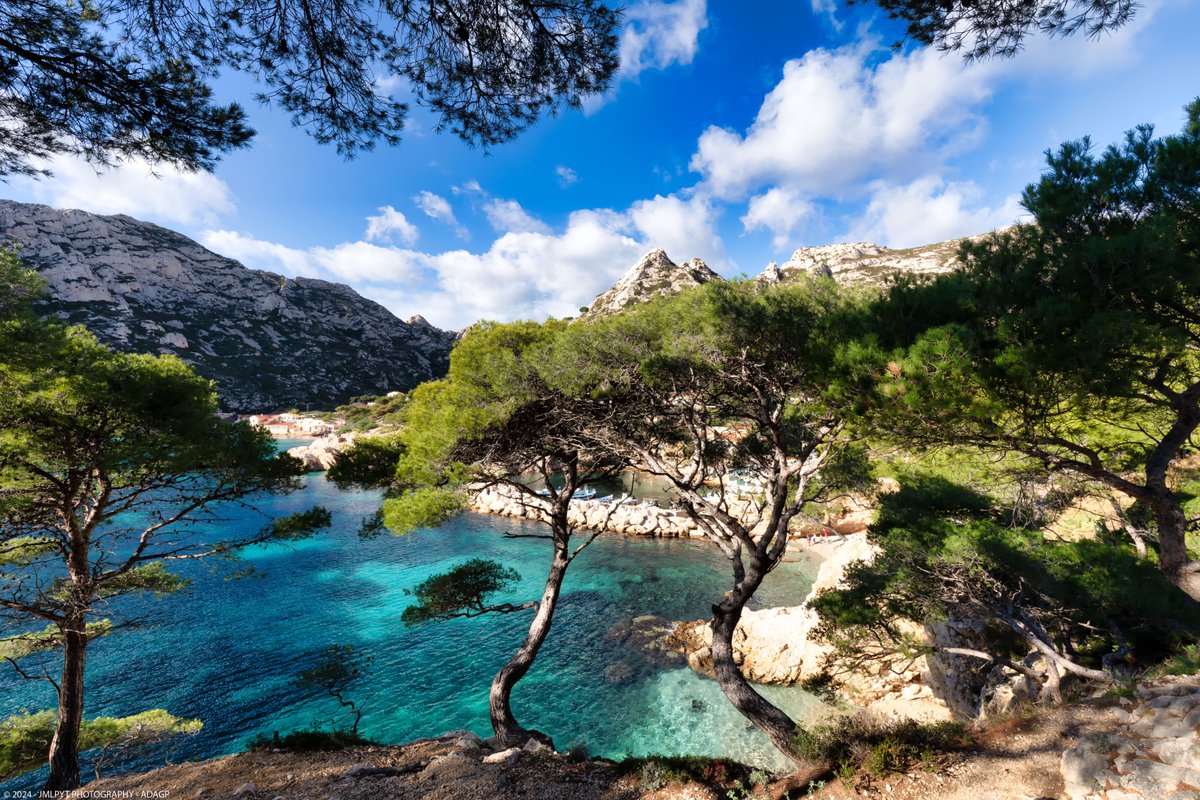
[804,700,1121,800]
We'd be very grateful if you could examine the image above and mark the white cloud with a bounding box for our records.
[13,154,236,228]
[691,43,996,200]
[198,190,724,330]
[742,187,816,249]
[414,210,644,324]
[452,180,484,196]
[584,0,708,112]
[620,0,708,79]
[810,0,843,31]
[364,205,419,245]
[413,190,468,238]
[845,176,1024,247]
[200,230,314,276]
[483,199,552,235]
[200,229,423,284]
[628,193,725,265]
[555,165,579,187]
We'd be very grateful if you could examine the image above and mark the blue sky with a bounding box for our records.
[6,0,1200,329]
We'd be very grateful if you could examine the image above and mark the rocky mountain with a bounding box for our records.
[0,200,456,412]
[756,238,966,287]
[583,236,971,319]
[582,248,719,317]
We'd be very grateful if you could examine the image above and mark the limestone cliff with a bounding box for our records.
[757,238,967,287]
[583,234,982,321]
[0,200,456,412]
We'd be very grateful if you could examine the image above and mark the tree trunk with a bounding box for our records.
[709,588,822,775]
[1148,491,1200,602]
[488,545,568,749]
[44,614,88,792]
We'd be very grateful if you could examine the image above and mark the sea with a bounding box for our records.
[0,448,825,788]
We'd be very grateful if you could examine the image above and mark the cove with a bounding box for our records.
[1,471,824,789]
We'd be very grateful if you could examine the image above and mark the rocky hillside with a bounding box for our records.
[757,239,965,287]
[582,248,719,317]
[0,200,456,412]
[584,237,972,319]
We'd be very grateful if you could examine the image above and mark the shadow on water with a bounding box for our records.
[1,475,824,789]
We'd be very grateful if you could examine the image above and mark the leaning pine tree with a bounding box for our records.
[545,278,876,777]
[331,320,622,749]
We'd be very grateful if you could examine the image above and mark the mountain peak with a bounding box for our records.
[582,249,719,317]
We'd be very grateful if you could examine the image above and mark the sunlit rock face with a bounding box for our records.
[582,248,720,317]
[760,238,967,286]
[0,200,456,412]
[584,234,981,320]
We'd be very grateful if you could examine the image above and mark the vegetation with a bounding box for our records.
[331,319,624,749]
[0,0,620,175]
[327,394,410,434]
[0,249,330,791]
[793,715,969,782]
[545,277,875,772]
[863,0,1136,60]
[0,709,201,782]
[813,474,1200,705]
[617,754,764,795]
[246,728,373,753]
[873,100,1200,601]
[401,559,530,625]
[326,434,406,490]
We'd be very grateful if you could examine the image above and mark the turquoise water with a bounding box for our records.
[1,473,824,788]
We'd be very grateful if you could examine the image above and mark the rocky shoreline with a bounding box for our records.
[469,483,707,537]
[469,482,954,718]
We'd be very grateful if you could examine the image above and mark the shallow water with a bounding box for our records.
[1,473,825,788]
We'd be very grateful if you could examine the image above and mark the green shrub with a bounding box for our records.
[1155,642,1200,677]
[1,709,201,781]
[793,714,969,779]
[246,728,372,752]
[617,754,756,792]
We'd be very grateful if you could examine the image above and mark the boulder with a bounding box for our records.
[482,747,523,765]
[287,433,355,471]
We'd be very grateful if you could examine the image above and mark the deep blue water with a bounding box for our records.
[1,470,823,788]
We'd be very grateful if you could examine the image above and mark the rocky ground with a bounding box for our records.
[73,677,1199,800]
[77,734,646,800]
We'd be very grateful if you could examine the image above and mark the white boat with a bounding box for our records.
[539,486,597,499]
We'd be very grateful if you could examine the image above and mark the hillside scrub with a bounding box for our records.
[812,473,1200,709]
[0,709,201,782]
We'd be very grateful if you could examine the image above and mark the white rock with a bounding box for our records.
[482,747,522,764]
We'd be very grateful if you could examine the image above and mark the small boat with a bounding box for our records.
[592,494,614,503]
[541,486,597,499]
[535,486,596,499]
